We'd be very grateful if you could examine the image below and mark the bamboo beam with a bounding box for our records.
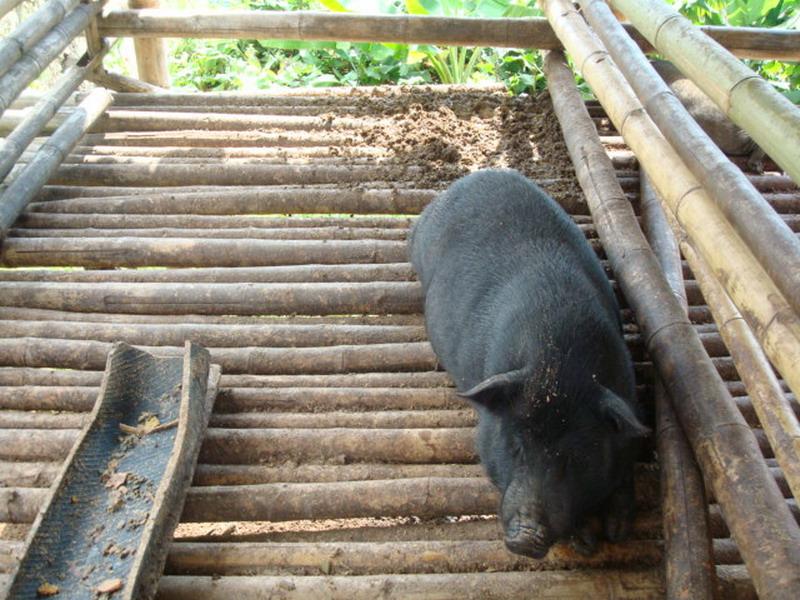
[544,0,800,406]
[682,241,800,501]
[0,0,80,80]
[0,88,113,239]
[541,45,800,599]
[581,0,800,319]
[0,1,103,117]
[95,10,800,60]
[0,47,107,183]
[128,0,169,87]
[640,173,714,599]
[609,0,800,184]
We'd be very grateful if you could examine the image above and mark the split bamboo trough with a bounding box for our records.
[1,1,800,598]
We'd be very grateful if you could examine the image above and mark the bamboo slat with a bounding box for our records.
[0,0,80,80]
[541,45,800,599]
[0,88,113,239]
[0,1,102,117]
[609,0,800,184]
[640,173,715,599]
[95,9,800,60]
[0,48,107,182]
[543,0,800,408]
[581,0,800,318]
[681,242,800,501]
[129,0,169,87]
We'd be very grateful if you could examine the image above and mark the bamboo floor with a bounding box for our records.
[0,87,797,599]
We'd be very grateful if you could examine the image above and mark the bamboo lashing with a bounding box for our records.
[128,0,170,87]
[0,48,107,182]
[541,0,800,402]
[0,1,104,117]
[639,174,715,599]
[580,0,800,321]
[608,0,800,184]
[94,9,800,60]
[0,0,81,80]
[540,44,800,599]
[0,88,113,238]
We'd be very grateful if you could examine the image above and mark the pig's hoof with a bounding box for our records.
[569,529,597,556]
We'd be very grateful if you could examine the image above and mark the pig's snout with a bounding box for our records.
[503,514,554,559]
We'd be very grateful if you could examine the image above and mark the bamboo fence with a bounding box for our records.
[580,0,800,323]
[541,44,800,599]
[94,9,800,60]
[541,0,800,402]
[609,0,800,184]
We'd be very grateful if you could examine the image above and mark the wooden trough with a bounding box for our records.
[1,0,799,598]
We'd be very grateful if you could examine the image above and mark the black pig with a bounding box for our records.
[409,170,647,558]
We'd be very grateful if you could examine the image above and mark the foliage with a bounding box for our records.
[134,0,798,100]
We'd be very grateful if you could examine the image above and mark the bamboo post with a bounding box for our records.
[680,240,800,501]
[0,1,102,118]
[541,46,800,598]
[640,174,715,599]
[128,0,169,88]
[0,87,113,238]
[94,9,800,60]
[0,47,107,182]
[608,0,800,184]
[580,0,800,321]
[0,0,80,80]
[541,0,800,402]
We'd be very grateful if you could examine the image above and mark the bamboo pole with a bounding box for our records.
[0,1,103,117]
[26,187,434,215]
[542,0,800,403]
[0,338,437,374]
[541,45,800,598]
[0,0,80,80]
[88,67,166,92]
[609,0,800,184]
[0,88,113,239]
[681,241,800,501]
[0,238,409,268]
[163,538,662,576]
[0,47,107,183]
[128,0,169,87]
[580,0,800,318]
[156,571,665,599]
[207,409,476,430]
[95,9,800,60]
[8,226,408,240]
[640,173,715,599]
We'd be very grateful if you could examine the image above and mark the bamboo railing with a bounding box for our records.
[541,41,800,600]
[609,0,800,184]
[95,9,800,59]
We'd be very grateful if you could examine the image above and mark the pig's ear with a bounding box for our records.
[598,387,650,438]
[458,368,528,405]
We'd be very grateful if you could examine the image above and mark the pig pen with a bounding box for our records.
[1,82,797,599]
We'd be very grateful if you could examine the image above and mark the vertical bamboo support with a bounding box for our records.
[580,0,800,328]
[640,175,715,600]
[0,87,113,238]
[608,0,800,184]
[128,0,169,88]
[541,45,800,599]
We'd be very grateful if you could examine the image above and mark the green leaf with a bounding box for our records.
[317,0,350,11]
[405,0,430,14]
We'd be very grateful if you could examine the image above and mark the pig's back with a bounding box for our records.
[409,169,625,393]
